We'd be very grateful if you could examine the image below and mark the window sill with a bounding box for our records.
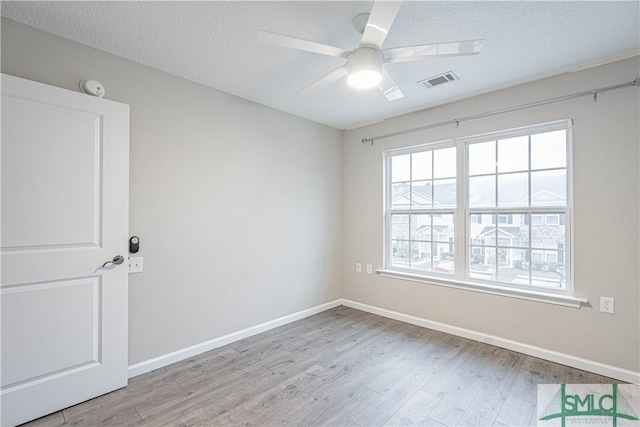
[376,269,588,308]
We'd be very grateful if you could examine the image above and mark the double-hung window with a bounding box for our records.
[384,120,574,300]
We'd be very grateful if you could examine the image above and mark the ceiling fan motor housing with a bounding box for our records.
[347,47,383,89]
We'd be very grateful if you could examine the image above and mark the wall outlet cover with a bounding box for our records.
[129,256,143,273]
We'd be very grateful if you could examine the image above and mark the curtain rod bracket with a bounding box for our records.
[362,138,374,145]
[454,119,459,129]
[593,90,598,102]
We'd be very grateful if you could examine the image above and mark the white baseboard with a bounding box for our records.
[127,299,342,378]
[128,298,639,384]
[340,298,640,384]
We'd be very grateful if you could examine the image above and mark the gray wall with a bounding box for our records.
[342,56,640,373]
[1,18,343,365]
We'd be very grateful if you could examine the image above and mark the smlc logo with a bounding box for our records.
[538,384,639,427]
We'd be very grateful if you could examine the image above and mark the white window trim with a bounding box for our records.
[382,119,585,307]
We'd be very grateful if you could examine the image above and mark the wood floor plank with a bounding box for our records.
[455,348,521,426]
[308,386,382,427]
[130,406,213,427]
[384,389,441,426]
[21,306,623,427]
[494,356,543,426]
[291,364,384,426]
[62,377,182,423]
[355,364,436,426]
[207,364,320,425]
[18,411,65,427]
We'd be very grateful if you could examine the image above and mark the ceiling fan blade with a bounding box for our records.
[298,66,349,95]
[257,30,350,58]
[384,40,483,63]
[378,69,404,101]
[360,1,403,49]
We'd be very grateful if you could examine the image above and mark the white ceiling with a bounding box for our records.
[2,1,639,130]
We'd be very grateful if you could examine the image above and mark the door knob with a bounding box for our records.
[102,255,125,268]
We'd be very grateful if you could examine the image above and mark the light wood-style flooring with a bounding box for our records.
[24,306,617,427]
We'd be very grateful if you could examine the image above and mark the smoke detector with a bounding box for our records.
[418,72,459,89]
[79,78,105,97]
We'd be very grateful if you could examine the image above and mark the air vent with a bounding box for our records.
[418,71,459,89]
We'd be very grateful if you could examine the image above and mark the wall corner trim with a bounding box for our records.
[340,299,640,384]
[127,299,342,378]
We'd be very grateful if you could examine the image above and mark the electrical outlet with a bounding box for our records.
[129,256,143,273]
[600,296,614,314]
[366,264,373,274]
[355,263,362,273]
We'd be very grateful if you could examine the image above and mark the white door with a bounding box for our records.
[1,74,130,426]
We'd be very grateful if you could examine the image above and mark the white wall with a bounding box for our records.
[1,18,343,365]
[343,56,640,374]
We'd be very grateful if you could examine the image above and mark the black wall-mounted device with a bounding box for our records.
[129,236,140,253]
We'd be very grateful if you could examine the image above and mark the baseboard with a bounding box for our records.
[340,299,640,384]
[128,297,639,384]
[127,299,342,378]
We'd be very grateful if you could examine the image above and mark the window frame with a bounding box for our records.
[381,120,585,308]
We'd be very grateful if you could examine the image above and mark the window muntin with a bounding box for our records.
[385,121,572,294]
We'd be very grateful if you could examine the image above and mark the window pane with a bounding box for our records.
[498,248,529,285]
[411,181,432,209]
[391,182,410,209]
[392,154,410,182]
[470,247,495,281]
[468,140,495,176]
[391,240,410,268]
[498,172,528,207]
[390,214,409,240]
[531,251,564,289]
[433,147,456,179]
[433,213,454,243]
[469,175,495,207]
[514,214,529,247]
[531,130,566,170]
[433,256,454,274]
[410,241,432,271]
[531,170,566,206]
[531,214,565,249]
[469,246,486,265]
[433,178,456,208]
[469,214,494,245]
[497,136,528,173]
[412,151,432,181]
[411,214,432,241]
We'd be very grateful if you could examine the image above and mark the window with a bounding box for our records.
[384,120,573,297]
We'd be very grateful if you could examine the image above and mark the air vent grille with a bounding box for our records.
[418,72,459,89]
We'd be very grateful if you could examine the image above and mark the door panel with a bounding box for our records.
[1,278,100,387]
[2,97,102,249]
[1,74,130,426]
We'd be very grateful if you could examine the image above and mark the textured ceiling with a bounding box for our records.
[2,1,639,129]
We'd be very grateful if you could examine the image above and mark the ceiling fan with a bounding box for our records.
[257,0,483,101]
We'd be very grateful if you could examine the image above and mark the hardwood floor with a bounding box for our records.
[24,306,617,427]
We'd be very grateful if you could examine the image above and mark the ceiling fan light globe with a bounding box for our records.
[347,47,383,89]
[348,70,382,89]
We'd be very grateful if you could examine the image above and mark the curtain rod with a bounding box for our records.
[361,77,639,145]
